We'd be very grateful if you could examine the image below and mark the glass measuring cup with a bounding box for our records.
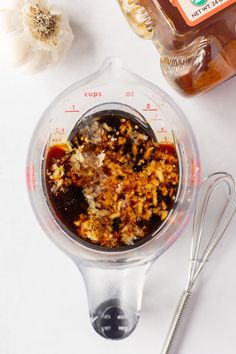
[26,58,200,340]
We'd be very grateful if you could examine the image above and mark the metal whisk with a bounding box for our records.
[161,172,236,354]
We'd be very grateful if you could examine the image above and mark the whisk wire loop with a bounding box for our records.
[187,173,236,290]
[161,172,236,354]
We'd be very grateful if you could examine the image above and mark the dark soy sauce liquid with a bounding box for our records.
[44,110,179,249]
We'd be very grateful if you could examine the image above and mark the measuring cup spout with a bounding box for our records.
[77,262,151,340]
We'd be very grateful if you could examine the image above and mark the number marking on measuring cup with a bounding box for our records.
[157,127,168,133]
[51,128,66,143]
[143,103,160,112]
[64,105,80,113]
[55,128,65,134]
[124,91,135,97]
[149,114,163,121]
[52,137,63,143]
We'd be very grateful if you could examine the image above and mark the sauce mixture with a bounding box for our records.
[45,112,179,248]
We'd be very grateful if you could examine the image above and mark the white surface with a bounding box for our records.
[1,1,236,353]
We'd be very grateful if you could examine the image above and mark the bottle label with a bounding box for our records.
[170,0,236,26]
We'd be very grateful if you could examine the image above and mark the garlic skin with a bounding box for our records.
[0,0,73,74]
[0,10,15,33]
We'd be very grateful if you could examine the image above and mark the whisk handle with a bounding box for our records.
[161,290,192,354]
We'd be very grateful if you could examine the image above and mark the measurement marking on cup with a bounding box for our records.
[125,91,134,97]
[157,128,168,133]
[26,164,36,191]
[84,91,103,98]
[143,103,160,112]
[65,105,80,113]
[55,128,65,134]
[149,116,162,121]
[143,108,158,112]
[52,137,63,143]
[51,128,65,143]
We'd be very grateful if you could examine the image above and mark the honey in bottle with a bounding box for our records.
[117,0,236,96]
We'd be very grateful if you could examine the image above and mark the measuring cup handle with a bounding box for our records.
[161,290,192,354]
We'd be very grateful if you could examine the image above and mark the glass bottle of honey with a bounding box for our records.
[117,0,236,96]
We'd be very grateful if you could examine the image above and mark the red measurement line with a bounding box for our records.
[143,108,158,112]
[64,110,80,113]
[157,130,168,133]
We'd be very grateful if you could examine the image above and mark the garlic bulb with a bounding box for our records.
[0,0,73,73]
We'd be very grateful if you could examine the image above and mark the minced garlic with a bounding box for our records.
[45,113,179,248]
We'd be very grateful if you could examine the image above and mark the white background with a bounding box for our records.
[1,1,236,353]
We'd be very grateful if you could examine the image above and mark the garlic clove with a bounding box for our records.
[0,0,22,10]
[58,11,74,49]
[49,11,74,62]
[20,49,51,73]
[36,0,50,9]
[0,33,31,67]
[0,10,15,33]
